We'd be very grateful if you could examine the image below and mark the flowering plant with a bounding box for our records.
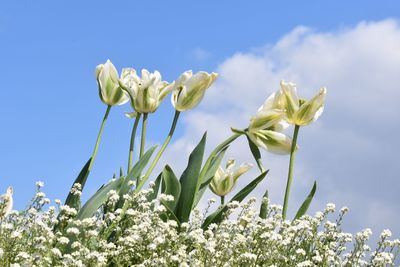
[0,60,398,266]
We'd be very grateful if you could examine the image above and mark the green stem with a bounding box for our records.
[128,114,142,173]
[135,110,180,192]
[282,124,300,220]
[221,196,225,205]
[88,105,112,173]
[139,113,148,159]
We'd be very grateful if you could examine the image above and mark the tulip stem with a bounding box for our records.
[135,110,180,192]
[128,113,142,173]
[221,196,225,205]
[88,105,112,173]
[139,113,148,159]
[282,124,300,220]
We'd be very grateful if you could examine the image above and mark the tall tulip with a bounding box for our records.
[171,70,218,111]
[96,60,129,106]
[279,80,327,220]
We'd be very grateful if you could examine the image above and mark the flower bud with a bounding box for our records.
[119,68,173,113]
[210,160,252,197]
[171,70,218,111]
[95,60,129,106]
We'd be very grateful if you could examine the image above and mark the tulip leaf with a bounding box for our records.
[76,177,124,220]
[259,189,269,219]
[202,170,268,229]
[160,199,180,223]
[161,165,181,212]
[146,173,162,202]
[175,133,207,223]
[245,133,265,172]
[63,157,92,210]
[294,181,317,220]
[116,146,157,208]
[193,146,228,208]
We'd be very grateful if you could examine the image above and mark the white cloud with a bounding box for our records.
[161,19,400,237]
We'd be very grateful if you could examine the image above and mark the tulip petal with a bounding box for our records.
[249,109,286,131]
[280,80,300,123]
[295,87,326,126]
[248,129,292,155]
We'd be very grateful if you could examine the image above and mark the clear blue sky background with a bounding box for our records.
[1,0,399,211]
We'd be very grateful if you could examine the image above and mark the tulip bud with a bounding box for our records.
[210,160,252,197]
[171,70,218,111]
[280,80,327,126]
[95,60,129,106]
[119,68,173,113]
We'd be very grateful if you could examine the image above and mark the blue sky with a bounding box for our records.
[1,1,400,238]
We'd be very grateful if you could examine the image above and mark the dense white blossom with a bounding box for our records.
[0,187,398,266]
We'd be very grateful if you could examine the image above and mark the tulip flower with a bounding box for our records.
[171,70,218,111]
[0,186,13,219]
[119,68,173,114]
[96,60,129,106]
[247,90,292,154]
[210,160,252,204]
[280,80,327,126]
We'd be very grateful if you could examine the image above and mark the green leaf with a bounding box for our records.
[160,199,180,223]
[146,173,162,202]
[76,177,124,220]
[161,165,181,212]
[116,146,157,207]
[63,157,92,210]
[246,133,265,172]
[294,181,317,220]
[192,146,228,208]
[259,189,269,219]
[175,133,207,223]
[202,170,268,229]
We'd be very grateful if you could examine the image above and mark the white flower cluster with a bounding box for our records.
[0,189,399,267]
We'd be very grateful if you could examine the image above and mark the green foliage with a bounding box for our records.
[161,165,181,212]
[294,181,317,220]
[63,157,92,210]
[76,177,124,220]
[175,133,207,223]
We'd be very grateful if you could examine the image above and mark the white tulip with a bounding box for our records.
[119,68,173,113]
[95,60,129,106]
[171,70,218,111]
[210,160,252,197]
[248,90,292,154]
[0,186,13,219]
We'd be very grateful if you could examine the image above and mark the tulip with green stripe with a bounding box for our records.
[171,70,218,111]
